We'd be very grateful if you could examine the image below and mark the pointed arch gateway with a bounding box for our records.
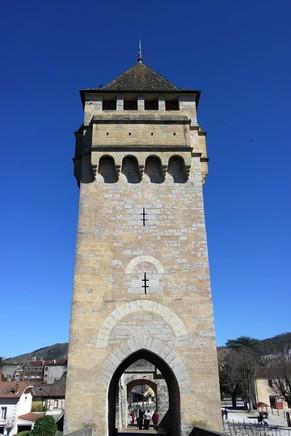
[108,349,181,436]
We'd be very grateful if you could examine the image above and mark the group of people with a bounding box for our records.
[130,408,159,430]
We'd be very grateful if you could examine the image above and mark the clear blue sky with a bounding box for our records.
[1,0,290,357]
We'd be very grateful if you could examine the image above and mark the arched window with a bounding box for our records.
[167,156,187,183]
[144,156,164,183]
[121,156,140,184]
[98,156,118,183]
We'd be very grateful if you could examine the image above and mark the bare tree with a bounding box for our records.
[219,349,241,408]
[226,337,262,410]
[235,348,258,410]
[265,356,291,404]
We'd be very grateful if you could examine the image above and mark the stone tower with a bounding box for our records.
[65,55,221,436]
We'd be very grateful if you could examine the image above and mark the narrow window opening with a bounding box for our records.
[167,156,187,183]
[121,156,141,184]
[151,132,154,136]
[1,407,7,420]
[102,99,117,110]
[144,156,164,184]
[128,132,131,136]
[173,132,176,136]
[145,99,159,110]
[165,99,179,111]
[124,99,138,110]
[98,156,118,183]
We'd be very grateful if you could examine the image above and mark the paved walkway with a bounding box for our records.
[226,409,289,427]
[118,428,166,435]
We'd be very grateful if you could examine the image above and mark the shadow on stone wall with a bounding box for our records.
[65,428,92,436]
[159,409,170,433]
[190,426,225,436]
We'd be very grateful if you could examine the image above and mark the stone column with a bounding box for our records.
[159,96,166,111]
[117,97,123,111]
[138,96,145,111]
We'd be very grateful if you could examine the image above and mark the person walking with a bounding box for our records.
[130,409,136,426]
[138,408,145,430]
[152,410,159,430]
[144,410,151,430]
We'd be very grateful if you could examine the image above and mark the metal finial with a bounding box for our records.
[137,40,143,63]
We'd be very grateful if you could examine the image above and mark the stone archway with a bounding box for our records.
[108,349,181,436]
[127,378,157,398]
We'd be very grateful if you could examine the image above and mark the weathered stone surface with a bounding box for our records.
[65,71,221,436]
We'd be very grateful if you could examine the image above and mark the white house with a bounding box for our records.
[0,381,34,435]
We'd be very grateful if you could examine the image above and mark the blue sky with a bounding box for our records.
[1,0,290,357]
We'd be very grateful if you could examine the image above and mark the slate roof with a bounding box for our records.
[0,381,32,398]
[32,373,66,398]
[101,62,179,91]
[80,61,200,106]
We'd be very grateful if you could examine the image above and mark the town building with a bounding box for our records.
[2,358,67,385]
[255,368,291,410]
[0,381,33,435]
[0,375,66,435]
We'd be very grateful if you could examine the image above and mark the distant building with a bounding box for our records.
[0,381,34,435]
[32,374,66,414]
[255,368,291,410]
[1,363,20,381]
[2,358,67,385]
[43,359,67,384]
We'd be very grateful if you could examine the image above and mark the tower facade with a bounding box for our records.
[65,59,221,436]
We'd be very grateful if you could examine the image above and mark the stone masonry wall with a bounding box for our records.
[65,101,221,435]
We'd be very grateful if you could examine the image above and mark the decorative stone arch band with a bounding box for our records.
[102,337,191,436]
[99,336,191,394]
[96,300,187,348]
[125,255,165,274]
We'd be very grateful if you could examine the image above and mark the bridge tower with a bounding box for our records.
[65,54,221,436]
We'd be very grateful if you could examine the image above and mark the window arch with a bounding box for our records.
[121,155,141,184]
[167,155,187,183]
[98,156,118,183]
[144,156,164,183]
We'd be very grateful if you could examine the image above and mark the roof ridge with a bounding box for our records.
[140,62,179,90]
[101,62,179,91]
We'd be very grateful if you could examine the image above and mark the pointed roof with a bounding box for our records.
[101,62,179,91]
[80,62,200,106]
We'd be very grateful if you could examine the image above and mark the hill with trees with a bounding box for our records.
[4,332,291,363]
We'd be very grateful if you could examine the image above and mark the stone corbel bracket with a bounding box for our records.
[138,164,144,180]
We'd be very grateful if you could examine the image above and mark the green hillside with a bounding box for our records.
[5,332,291,363]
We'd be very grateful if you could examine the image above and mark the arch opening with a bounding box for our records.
[121,156,141,184]
[108,349,181,436]
[98,156,118,183]
[127,378,158,425]
[167,156,187,183]
[144,156,164,184]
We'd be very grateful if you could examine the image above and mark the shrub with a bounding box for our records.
[31,401,43,412]
[30,415,56,435]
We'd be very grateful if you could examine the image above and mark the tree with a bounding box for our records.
[219,349,241,408]
[226,336,262,354]
[234,348,258,410]
[30,415,56,436]
[265,356,291,405]
[224,336,263,410]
